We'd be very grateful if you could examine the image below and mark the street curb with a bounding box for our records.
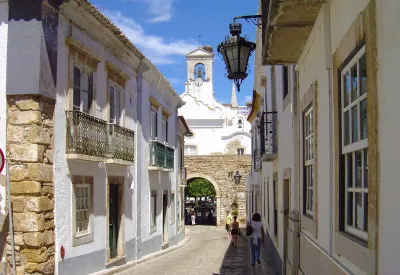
[90,236,192,275]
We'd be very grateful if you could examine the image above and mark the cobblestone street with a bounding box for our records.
[118,226,276,275]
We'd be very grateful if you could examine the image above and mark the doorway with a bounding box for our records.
[107,176,124,262]
[162,192,169,247]
[109,184,119,258]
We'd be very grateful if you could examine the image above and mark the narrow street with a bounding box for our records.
[119,226,276,275]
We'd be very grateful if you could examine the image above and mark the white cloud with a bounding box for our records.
[244,95,253,103]
[103,10,197,65]
[124,0,174,23]
[167,77,181,85]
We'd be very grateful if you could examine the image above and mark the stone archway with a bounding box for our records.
[186,173,222,226]
[185,155,251,227]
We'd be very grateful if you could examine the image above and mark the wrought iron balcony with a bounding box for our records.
[149,140,175,170]
[66,111,135,163]
[253,149,262,171]
[107,124,135,162]
[260,111,278,161]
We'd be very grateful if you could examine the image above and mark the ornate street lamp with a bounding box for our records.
[217,15,261,92]
[233,170,242,184]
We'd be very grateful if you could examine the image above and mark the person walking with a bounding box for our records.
[230,216,240,246]
[247,213,265,265]
[191,211,196,225]
[225,212,232,235]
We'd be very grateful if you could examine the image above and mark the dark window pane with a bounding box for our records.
[344,111,350,145]
[347,192,354,226]
[343,72,350,107]
[74,67,80,87]
[364,193,368,231]
[347,153,353,188]
[73,87,80,110]
[360,54,367,95]
[352,106,358,143]
[109,86,115,123]
[360,99,367,140]
[355,150,362,187]
[355,192,362,230]
[351,64,358,102]
[364,149,368,188]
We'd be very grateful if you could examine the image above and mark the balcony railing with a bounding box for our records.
[149,140,175,170]
[66,111,135,163]
[260,111,278,161]
[107,124,135,162]
[253,149,262,171]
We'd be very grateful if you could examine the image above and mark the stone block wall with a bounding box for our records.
[185,155,251,225]
[6,95,55,275]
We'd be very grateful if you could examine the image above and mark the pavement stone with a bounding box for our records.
[118,226,276,275]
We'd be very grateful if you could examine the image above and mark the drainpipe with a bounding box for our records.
[321,3,334,258]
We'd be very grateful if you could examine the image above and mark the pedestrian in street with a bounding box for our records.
[230,216,239,246]
[247,213,265,266]
[225,211,232,235]
[191,211,196,225]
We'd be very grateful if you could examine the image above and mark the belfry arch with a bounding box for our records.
[186,173,222,226]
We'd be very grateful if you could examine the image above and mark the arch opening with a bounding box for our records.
[185,175,220,226]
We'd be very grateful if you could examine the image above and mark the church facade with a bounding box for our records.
[179,46,252,156]
[179,46,251,225]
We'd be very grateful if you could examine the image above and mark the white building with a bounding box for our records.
[247,0,400,274]
[179,46,252,156]
[0,1,189,274]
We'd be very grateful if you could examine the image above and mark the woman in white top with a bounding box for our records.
[248,213,265,265]
[191,212,196,225]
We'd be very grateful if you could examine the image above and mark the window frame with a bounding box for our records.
[108,80,124,126]
[71,175,94,246]
[340,45,368,241]
[303,105,314,216]
[162,116,168,144]
[184,145,197,156]
[71,61,95,115]
[150,107,158,140]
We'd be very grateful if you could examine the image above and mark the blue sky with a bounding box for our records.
[91,0,258,105]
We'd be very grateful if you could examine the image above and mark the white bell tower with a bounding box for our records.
[185,46,214,105]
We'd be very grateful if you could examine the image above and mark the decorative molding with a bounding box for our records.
[65,37,101,70]
[162,108,171,118]
[221,131,251,140]
[149,96,161,108]
[106,61,129,87]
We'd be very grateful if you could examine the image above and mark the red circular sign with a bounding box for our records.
[60,246,65,260]
[0,149,4,174]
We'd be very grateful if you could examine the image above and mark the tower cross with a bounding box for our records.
[197,34,202,47]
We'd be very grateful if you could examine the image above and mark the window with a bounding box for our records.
[237,148,244,155]
[303,106,314,215]
[273,180,278,237]
[72,175,94,246]
[171,193,175,224]
[184,145,197,156]
[237,118,243,129]
[163,117,168,144]
[150,108,158,140]
[340,45,368,240]
[283,65,289,99]
[109,83,122,125]
[73,65,94,114]
[151,192,157,230]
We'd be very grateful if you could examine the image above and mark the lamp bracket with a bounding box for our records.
[233,15,263,29]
